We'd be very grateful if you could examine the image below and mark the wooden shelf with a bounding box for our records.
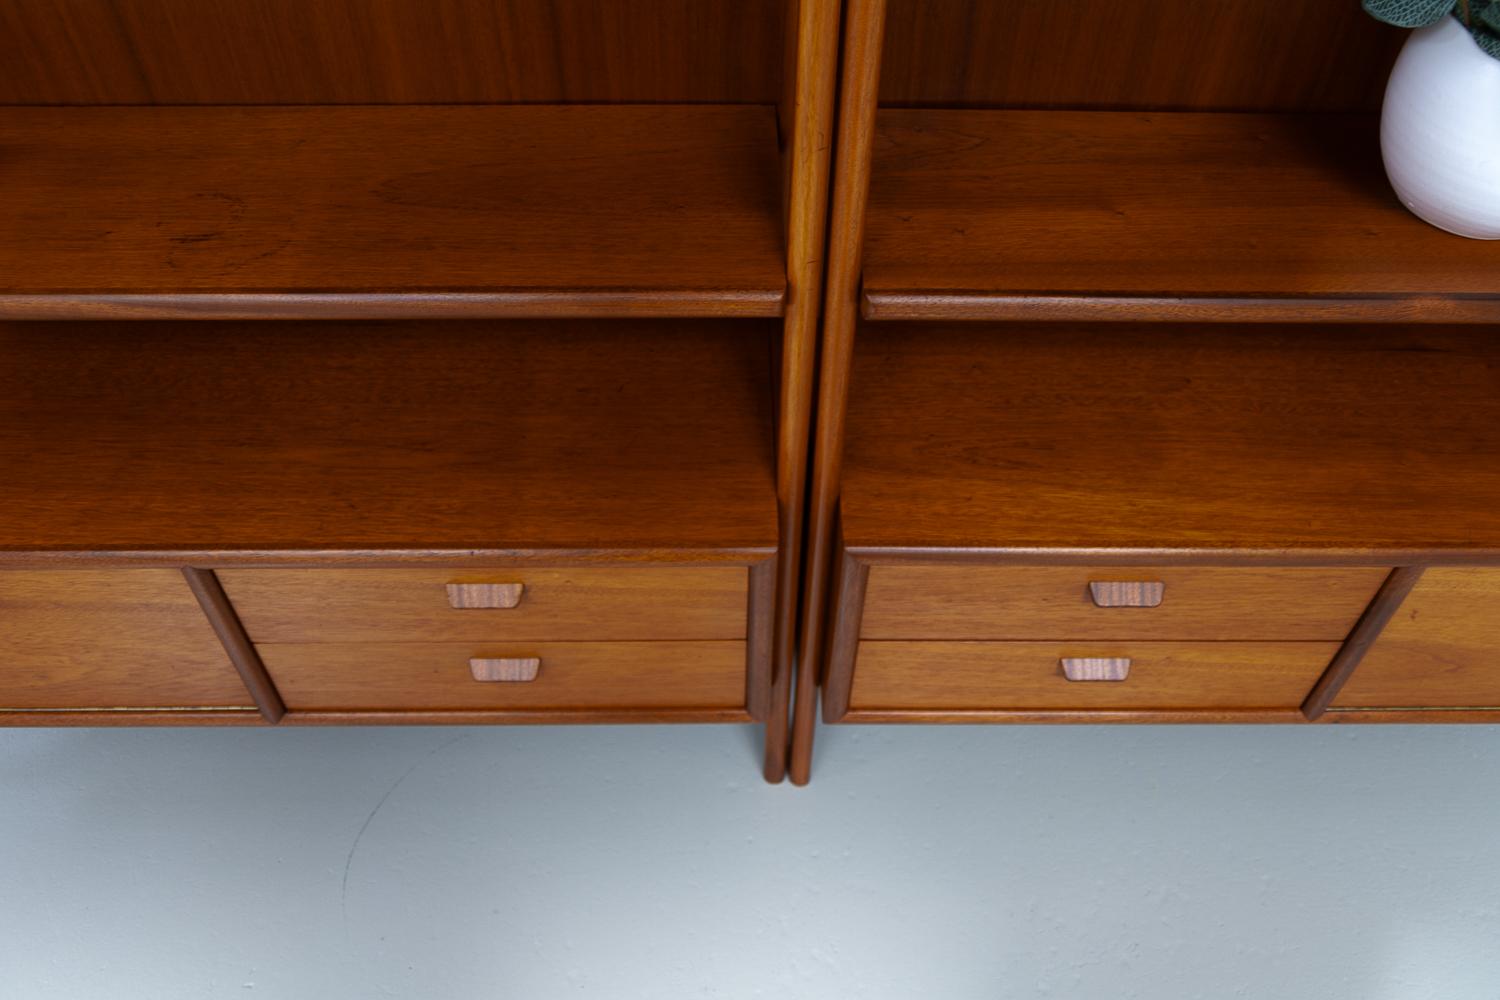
[839,323,1500,558]
[0,105,786,320]
[0,319,778,561]
[863,110,1500,323]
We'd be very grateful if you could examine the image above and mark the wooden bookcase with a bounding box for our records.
[0,0,840,782]
[5,1,1500,786]
[791,0,1500,782]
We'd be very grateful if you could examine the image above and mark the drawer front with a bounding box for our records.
[259,641,747,712]
[218,567,748,642]
[0,570,250,709]
[850,641,1340,712]
[1335,568,1500,708]
[861,566,1388,641]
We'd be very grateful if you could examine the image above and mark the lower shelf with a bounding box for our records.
[0,319,780,732]
[822,323,1500,728]
[0,319,779,560]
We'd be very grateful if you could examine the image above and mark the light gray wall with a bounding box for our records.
[2,724,1497,998]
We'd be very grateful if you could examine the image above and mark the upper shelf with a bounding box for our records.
[0,105,786,320]
[839,323,1500,559]
[863,110,1500,323]
[0,319,778,561]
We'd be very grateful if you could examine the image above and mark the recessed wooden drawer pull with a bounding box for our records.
[469,657,541,682]
[446,582,525,609]
[1088,581,1164,608]
[1060,657,1132,682]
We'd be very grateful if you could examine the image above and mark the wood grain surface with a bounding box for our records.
[0,0,786,104]
[788,0,889,786]
[219,568,749,642]
[260,641,748,712]
[860,566,1388,641]
[1088,581,1165,608]
[765,0,843,783]
[878,0,1399,111]
[0,320,778,557]
[469,657,542,682]
[183,567,287,722]
[863,111,1500,321]
[849,641,1340,713]
[840,324,1500,555]
[0,570,251,708]
[1334,568,1500,708]
[0,105,785,319]
[445,583,526,610]
[1302,566,1425,719]
[1059,657,1132,682]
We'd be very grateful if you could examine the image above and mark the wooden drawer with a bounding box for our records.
[861,565,1388,641]
[218,567,748,643]
[259,641,748,712]
[849,641,1340,712]
[1335,568,1500,708]
[0,570,249,709]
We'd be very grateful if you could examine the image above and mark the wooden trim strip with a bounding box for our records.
[0,290,786,322]
[747,557,777,722]
[790,0,889,787]
[862,292,1500,325]
[1325,708,1500,723]
[841,547,1500,567]
[279,708,755,726]
[0,710,264,727]
[1301,566,1425,720]
[839,709,1308,725]
[182,567,288,724]
[0,548,776,570]
[764,0,843,785]
[820,546,869,723]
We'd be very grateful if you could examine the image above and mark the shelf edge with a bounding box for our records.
[861,291,1500,324]
[0,289,787,322]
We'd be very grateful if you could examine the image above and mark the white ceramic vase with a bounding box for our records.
[1380,15,1500,239]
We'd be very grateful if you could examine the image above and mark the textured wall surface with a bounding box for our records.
[2,724,1498,997]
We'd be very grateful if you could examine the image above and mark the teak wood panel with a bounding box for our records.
[861,566,1389,641]
[0,570,252,709]
[838,325,1500,556]
[0,0,786,105]
[1334,569,1500,709]
[219,568,749,642]
[876,0,1398,112]
[0,321,777,560]
[862,111,1500,322]
[0,106,785,319]
[848,641,1341,714]
[260,641,748,713]
[878,0,1399,111]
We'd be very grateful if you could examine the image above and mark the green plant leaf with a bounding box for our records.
[1474,27,1500,58]
[1363,0,1457,27]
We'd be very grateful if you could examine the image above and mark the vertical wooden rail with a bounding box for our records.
[790,0,887,785]
[766,0,842,782]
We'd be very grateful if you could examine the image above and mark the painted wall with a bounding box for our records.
[2,724,1497,997]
